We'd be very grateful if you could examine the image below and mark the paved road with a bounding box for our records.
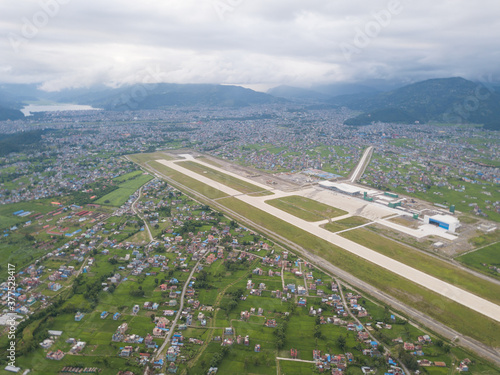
[350,146,373,183]
[276,357,316,364]
[336,277,409,375]
[140,158,500,366]
[156,158,500,323]
[131,185,154,242]
[155,253,207,360]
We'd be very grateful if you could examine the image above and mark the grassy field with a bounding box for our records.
[196,156,223,168]
[469,230,500,248]
[127,151,175,164]
[213,197,500,347]
[148,161,229,199]
[323,216,371,232]
[13,350,142,375]
[279,360,317,375]
[177,160,273,195]
[112,170,143,182]
[388,215,420,228]
[131,153,230,200]
[457,242,500,278]
[96,173,153,207]
[340,228,500,305]
[0,198,60,229]
[265,196,347,222]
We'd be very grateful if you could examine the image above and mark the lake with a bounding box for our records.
[21,104,100,116]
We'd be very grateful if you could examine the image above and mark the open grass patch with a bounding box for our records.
[340,227,500,305]
[469,230,500,248]
[388,215,420,228]
[266,196,347,222]
[323,216,370,232]
[96,173,152,207]
[128,151,175,164]
[148,161,229,200]
[196,156,223,168]
[279,360,316,375]
[177,160,272,195]
[113,170,143,182]
[457,242,500,279]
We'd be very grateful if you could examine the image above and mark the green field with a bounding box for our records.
[148,161,229,199]
[323,216,371,232]
[265,196,347,222]
[177,160,272,195]
[96,173,153,206]
[196,156,223,168]
[0,198,61,229]
[127,151,175,164]
[340,228,500,305]
[457,242,500,278]
[279,360,317,375]
[112,170,143,182]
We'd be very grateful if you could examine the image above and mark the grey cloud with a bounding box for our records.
[1,0,499,91]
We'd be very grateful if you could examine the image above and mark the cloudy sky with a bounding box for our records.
[1,0,499,91]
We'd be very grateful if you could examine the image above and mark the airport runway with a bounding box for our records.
[155,157,500,323]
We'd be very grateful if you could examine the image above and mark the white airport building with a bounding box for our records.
[424,214,460,233]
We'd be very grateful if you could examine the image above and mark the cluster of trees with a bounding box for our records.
[72,271,114,304]
[178,220,204,235]
[224,258,249,272]
[157,205,171,217]
[209,346,231,368]
[0,129,47,156]
[221,288,245,316]
[130,286,145,298]
[275,320,288,349]
[194,270,213,289]
[397,348,419,371]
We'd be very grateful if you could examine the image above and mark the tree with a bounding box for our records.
[337,335,347,351]
[314,326,322,339]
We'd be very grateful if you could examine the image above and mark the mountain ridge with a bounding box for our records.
[341,77,500,130]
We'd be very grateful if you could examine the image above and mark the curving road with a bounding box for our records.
[131,185,154,242]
